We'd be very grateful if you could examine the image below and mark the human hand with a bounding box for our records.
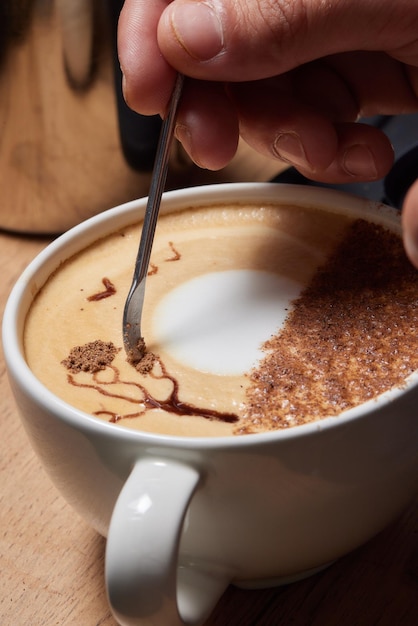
[118,0,418,262]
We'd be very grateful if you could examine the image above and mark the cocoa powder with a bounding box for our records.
[61,340,118,373]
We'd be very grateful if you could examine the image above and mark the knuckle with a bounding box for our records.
[247,0,308,35]
[232,0,310,60]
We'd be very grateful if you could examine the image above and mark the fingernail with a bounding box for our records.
[273,132,310,169]
[343,145,378,179]
[169,1,224,61]
[121,71,127,99]
[175,123,205,168]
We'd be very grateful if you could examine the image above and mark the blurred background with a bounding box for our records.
[0,0,416,234]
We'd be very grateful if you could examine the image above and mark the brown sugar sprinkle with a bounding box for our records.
[62,340,118,373]
[240,219,418,434]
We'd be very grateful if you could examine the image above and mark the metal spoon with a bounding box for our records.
[122,73,184,364]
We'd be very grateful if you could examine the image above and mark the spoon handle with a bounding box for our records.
[123,73,184,362]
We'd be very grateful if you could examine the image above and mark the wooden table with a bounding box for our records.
[1,221,417,626]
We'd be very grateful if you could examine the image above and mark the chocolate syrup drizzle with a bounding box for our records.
[87,277,116,301]
[166,241,181,262]
[68,241,238,425]
[146,242,180,276]
[67,356,239,424]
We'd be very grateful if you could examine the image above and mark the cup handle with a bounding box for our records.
[105,458,229,626]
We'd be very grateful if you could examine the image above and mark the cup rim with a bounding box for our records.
[3,182,417,448]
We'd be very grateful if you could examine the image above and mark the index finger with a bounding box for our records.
[118,0,177,116]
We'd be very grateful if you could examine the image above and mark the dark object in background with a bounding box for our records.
[384,144,418,208]
[107,0,162,172]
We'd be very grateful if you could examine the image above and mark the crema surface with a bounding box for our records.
[25,203,417,437]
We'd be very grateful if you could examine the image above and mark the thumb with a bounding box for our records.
[158,0,415,81]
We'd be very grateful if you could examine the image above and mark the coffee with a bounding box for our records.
[24,202,418,436]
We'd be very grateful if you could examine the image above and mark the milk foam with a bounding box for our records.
[152,269,303,375]
[24,202,354,437]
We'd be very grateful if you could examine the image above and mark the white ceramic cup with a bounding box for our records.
[3,183,418,626]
